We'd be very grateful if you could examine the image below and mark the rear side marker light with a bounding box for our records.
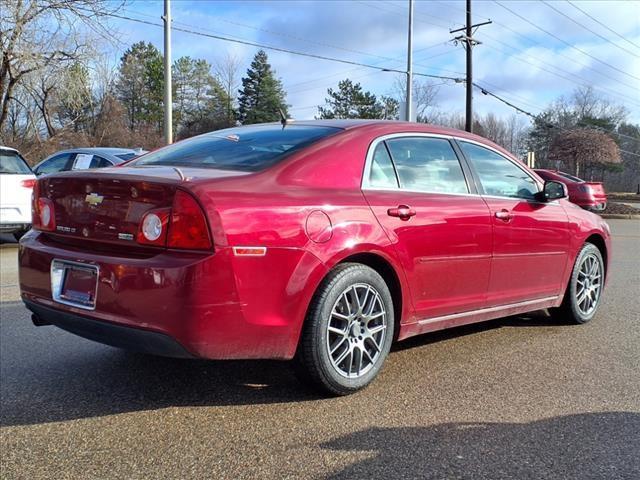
[233,247,267,256]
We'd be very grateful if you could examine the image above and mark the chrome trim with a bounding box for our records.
[50,259,99,311]
[417,295,559,326]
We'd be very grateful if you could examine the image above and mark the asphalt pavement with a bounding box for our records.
[1,221,639,479]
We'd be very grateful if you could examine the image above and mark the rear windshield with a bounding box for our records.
[115,153,137,161]
[132,125,341,172]
[0,150,31,174]
[557,171,583,183]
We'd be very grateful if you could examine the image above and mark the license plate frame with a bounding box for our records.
[51,259,99,310]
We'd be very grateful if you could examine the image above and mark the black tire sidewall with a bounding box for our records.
[565,243,604,324]
[305,264,395,394]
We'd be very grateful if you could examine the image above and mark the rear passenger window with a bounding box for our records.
[385,137,468,194]
[369,143,399,188]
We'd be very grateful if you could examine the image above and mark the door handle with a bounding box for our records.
[495,209,514,222]
[387,205,416,221]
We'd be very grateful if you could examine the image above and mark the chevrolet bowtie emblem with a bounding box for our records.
[85,193,104,205]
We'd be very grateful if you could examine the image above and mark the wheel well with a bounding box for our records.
[585,234,608,274]
[338,252,403,340]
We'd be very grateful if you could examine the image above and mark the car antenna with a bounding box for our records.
[279,108,291,129]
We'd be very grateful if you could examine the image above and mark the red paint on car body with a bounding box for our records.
[19,121,611,359]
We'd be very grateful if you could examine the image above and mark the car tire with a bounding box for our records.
[13,229,28,242]
[294,263,395,396]
[550,243,604,324]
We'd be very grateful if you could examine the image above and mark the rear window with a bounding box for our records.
[115,153,137,161]
[557,171,583,183]
[132,125,341,172]
[0,150,31,174]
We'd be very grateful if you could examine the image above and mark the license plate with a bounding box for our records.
[51,260,99,310]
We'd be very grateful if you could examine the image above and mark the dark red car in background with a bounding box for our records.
[535,169,607,211]
[19,121,611,395]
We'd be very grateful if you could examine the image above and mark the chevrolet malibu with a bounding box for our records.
[19,120,611,395]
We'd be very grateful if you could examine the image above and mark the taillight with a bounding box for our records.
[32,181,56,232]
[136,190,211,250]
[137,209,170,246]
[21,178,36,189]
[167,190,212,250]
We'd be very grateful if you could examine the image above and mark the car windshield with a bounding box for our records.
[115,153,137,161]
[132,125,341,172]
[0,150,31,174]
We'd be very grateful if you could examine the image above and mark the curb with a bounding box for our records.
[599,214,640,220]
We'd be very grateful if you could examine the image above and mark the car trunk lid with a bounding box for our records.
[38,166,247,246]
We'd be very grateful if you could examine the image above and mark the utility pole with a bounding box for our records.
[405,0,414,122]
[163,0,173,144]
[450,0,491,133]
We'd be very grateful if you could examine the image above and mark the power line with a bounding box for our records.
[540,0,640,59]
[493,1,640,82]
[121,6,402,64]
[566,0,640,50]
[473,81,640,157]
[92,9,463,83]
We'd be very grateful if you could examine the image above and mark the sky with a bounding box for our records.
[102,0,640,123]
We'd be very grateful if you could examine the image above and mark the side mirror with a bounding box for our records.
[539,180,567,201]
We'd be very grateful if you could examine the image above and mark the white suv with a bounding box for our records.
[0,146,36,241]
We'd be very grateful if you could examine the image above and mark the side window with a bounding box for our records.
[385,137,468,194]
[72,153,94,170]
[90,156,113,168]
[369,143,399,188]
[459,142,539,199]
[35,153,73,175]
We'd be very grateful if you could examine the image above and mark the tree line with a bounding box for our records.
[1,0,637,190]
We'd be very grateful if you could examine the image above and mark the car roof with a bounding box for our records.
[55,147,138,155]
[278,119,514,158]
[0,145,20,153]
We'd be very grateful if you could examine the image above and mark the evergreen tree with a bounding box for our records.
[116,42,164,131]
[237,50,288,124]
[317,79,389,119]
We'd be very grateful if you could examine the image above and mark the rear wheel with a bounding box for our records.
[13,229,28,242]
[551,243,604,324]
[295,263,394,395]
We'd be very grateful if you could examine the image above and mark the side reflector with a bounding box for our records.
[233,247,267,257]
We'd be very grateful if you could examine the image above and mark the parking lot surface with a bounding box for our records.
[1,221,639,479]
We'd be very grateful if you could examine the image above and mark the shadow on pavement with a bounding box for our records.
[322,412,640,479]
[0,304,566,427]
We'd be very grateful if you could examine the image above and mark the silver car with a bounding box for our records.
[33,147,146,176]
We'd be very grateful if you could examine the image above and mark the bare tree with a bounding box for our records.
[214,52,241,125]
[392,75,440,122]
[0,0,124,138]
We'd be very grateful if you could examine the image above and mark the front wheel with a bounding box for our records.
[551,243,604,324]
[295,263,395,395]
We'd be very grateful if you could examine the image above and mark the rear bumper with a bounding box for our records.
[26,299,195,358]
[0,222,30,233]
[19,230,326,360]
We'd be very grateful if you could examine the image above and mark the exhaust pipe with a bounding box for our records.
[31,313,51,327]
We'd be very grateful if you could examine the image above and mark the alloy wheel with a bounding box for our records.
[575,252,602,316]
[326,283,388,378]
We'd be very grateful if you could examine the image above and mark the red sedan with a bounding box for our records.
[534,169,607,211]
[19,121,611,395]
